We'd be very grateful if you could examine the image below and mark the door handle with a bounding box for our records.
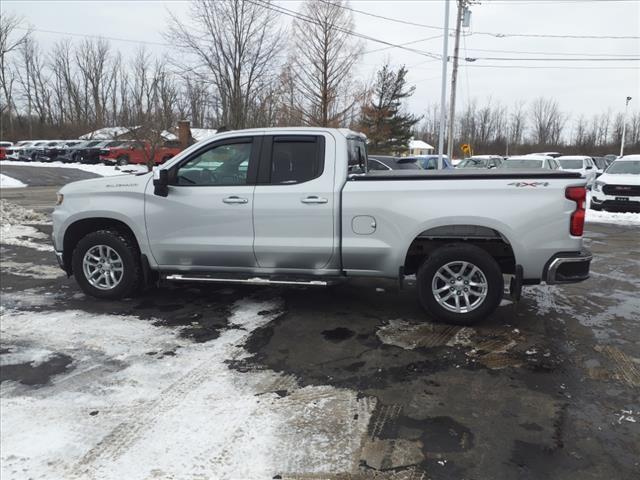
[223,196,248,204]
[301,196,328,204]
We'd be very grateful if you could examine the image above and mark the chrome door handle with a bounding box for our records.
[301,196,328,204]
[223,196,248,204]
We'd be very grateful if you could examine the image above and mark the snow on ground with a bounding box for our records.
[0,298,375,479]
[0,200,52,252]
[586,208,640,226]
[585,192,640,226]
[0,174,26,188]
[0,160,147,177]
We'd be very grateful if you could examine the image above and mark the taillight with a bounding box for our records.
[565,186,586,236]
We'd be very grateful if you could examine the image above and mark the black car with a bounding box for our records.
[57,140,104,163]
[368,155,422,171]
[36,140,84,162]
[18,140,54,161]
[76,140,128,164]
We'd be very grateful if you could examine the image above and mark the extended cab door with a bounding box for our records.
[252,134,337,270]
[145,136,260,269]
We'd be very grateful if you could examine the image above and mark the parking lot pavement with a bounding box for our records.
[1,187,639,479]
[0,164,100,186]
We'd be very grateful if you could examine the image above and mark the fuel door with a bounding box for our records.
[352,215,377,235]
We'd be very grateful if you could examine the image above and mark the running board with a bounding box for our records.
[164,274,330,286]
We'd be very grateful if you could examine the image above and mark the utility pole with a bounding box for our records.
[620,96,632,157]
[446,0,466,160]
[437,0,451,170]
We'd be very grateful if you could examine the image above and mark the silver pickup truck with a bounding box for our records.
[52,127,592,324]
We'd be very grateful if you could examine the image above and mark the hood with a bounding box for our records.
[598,172,640,185]
[59,172,152,195]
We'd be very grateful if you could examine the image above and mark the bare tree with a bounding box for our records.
[167,0,283,129]
[0,13,30,137]
[290,0,362,127]
[530,97,565,145]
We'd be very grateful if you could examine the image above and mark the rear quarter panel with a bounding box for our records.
[341,177,585,280]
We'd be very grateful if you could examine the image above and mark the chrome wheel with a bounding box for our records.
[432,260,488,313]
[82,245,124,290]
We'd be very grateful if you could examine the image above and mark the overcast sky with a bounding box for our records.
[3,0,639,122]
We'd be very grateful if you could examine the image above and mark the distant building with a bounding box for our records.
[408,139,434,156]
[79,126,139,140]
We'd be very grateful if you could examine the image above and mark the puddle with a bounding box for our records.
[321,327,355,342]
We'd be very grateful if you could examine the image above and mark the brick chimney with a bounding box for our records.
[178,120,192,149]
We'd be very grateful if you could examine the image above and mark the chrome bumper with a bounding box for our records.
[545,250,592,285]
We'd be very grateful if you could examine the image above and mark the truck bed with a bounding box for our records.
[349,169,582,181]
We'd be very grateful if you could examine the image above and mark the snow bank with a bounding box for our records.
[0,200,49,225]
[0,160,147,177]
[0,298,375,479]
[0,200,52,251]
[0,173,26,188]
[586,208,640,226]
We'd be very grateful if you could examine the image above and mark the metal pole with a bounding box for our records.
[446,0,464,160]
[437,0,451,170]
[620,96,632,158]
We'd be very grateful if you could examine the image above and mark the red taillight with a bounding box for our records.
[566,186,586,236]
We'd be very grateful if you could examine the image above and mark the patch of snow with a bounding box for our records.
[0,173,26,188]
[190,128,218,141]
[0,346,55,367]
[0,200,49,225]
[0,298,376,479]
[586,208,640,226]
[0,260,64,279]
[0,224,52,252]
[0,160,147,177]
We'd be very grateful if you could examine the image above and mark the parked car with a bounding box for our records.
[78,140,130,164]
[411,154,453,170]
[501,155,559,170]
[36,140,83,162]
[350,155,421,172]
[591,156,610,176]
[53,127,591,325]
[556,156,598,187]
[530,151,562,158]
[456,155,503,169]
[56,140,99,163]
[591,154,640,212]
[0,141,13,160]
[100,140,182,166]
[4,140,35,160]
[18,140,55,161]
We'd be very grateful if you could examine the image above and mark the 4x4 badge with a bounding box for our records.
[508,182,550,187]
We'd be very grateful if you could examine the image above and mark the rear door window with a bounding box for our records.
[268,136,324,184]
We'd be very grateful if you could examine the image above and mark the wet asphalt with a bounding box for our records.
[1,170,639,479]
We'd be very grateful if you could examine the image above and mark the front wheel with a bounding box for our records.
[72,229,141,299]
[116,155,129,166]
[417,244,504,325]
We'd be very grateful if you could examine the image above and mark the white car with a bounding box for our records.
[591,155,640,212]
[501,155,559,170]
[556,156,598,187]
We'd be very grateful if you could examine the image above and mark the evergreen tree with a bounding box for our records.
[359,64,420,154]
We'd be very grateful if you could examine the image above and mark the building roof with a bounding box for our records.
[409,139,434,150]
[190,128,218,141]
[79,126,138,140]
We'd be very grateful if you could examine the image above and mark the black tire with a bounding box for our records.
[416,244,504,325]
[72,229,141,299]
[117,155,129,166]
[589,201,602,211]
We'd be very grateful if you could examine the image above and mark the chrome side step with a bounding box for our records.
[164,274,329,286]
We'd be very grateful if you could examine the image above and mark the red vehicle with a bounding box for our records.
[0,141,14,160]
[99,140,182,166]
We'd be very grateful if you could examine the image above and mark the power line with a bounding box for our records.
[463,47,639,57]
[17,26,172,48]
[462,56,640,61]
[317,0,640,40]
[249,0,442,59]
[460,64,639,69]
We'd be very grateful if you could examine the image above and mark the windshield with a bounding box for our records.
[593,158,608,169]
[558,159,583,169]
[458,158,488,168]
[606,161,640,175]
[502,159,543,169]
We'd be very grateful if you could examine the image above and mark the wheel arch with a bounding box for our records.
[62,217,141,275]
[403,222,518,276]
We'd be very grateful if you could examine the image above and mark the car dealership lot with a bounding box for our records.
[1,168,639,479]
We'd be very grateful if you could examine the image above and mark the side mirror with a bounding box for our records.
[586,165,593,170]
[153,169,169,197]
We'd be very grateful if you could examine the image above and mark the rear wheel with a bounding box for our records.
[72,229,141,299]
[417,244,503,325]
[116,155,129,166]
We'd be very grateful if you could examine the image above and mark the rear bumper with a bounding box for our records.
[544,250,592,284]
